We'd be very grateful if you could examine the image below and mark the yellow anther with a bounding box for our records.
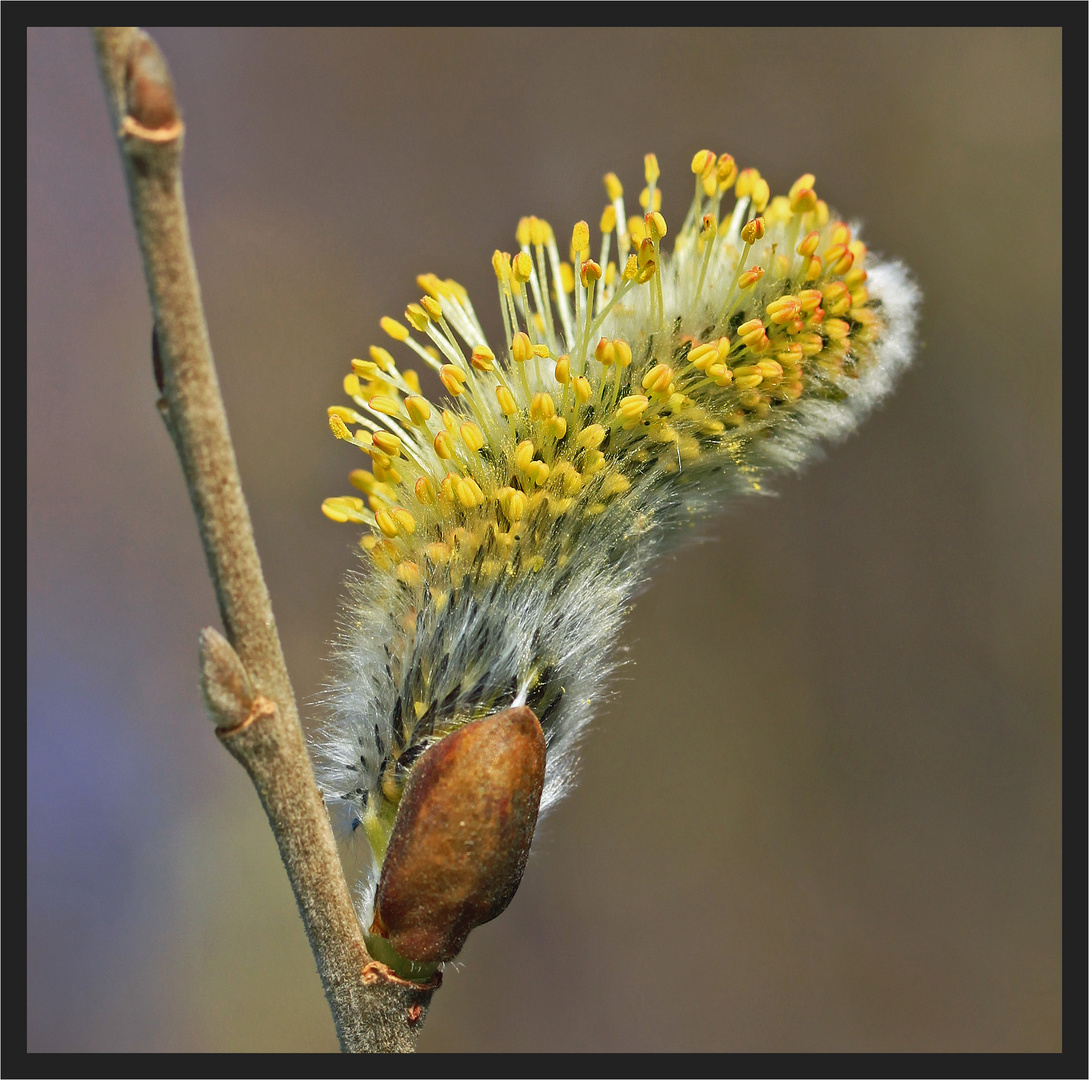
[372,431,402,457]
[441,409,459,433]
[848,239,868,261]
[766,296,801,324]
[415,476,436,504]
[813,199,829,227]
[739,218,765,248]
[420,295,443,322]
[822,281,852,316]
[329,413,353,441]
[578,423,607,450]
[824,318,851,340]
[402,370,421,394]
[554,355,571,383]
[515,217,532,247]
[601,472,631,497]
[613,339,632,367]
[600,205,617,233]
[406,303,431,332]
[499,487,527,522]
[380,316,409,341]
[641,363,674,395]
[751,178,770,212]
[460,422,485,452]
[512,250,534,284]
[735,168,759,199]
[349,359,376,381]
[691,149,716,177]
[688,342,718,371]
[850,287,870,307]
[645,211,667,241]
[797,288,823,313]
[527,460,550,485]
[627,215,647,246]
[644,153,660,186]
[368,395,401,417]
[439,364,467,396]
[511,331,533,364]
[468,345,495,372]
[548,354,574,383]
[824,245,854,276]
[621,254,639,281]
[635,260,657,284]
[425,540,450,565]
[416,272,444,298]
[595,338,615,366]
[734,366,763,391]
[844,266,868,289]
[797,231,821,259]
[650,420,678,444]
[492,249,510,283]
[343,373,362,398]
[573,376,592,407]
[798,332,824,356]
[496,384,517,415]
[530,216,550,246]
[790,188,817,214]
[788,174,816,204]
[580,260,602,287]
[514,440,536,471]
[776,342,803,366]
[530,392,556,420]
[716,153,737,190]
[756,359,784,381]
[552,461,583,496]
[637,186,662,212]
[737,317,765,339]
[582,450,607,478]
[392,508,417,534]
[455,478,481,509]
[547,415,568,439]
[375,508,399,537]
[434,430,455,459]
[396,560,422,587]
[738,266,765,290]
[708,363,732,387]
[321,498,352,524]
[804,256,823,281]
[830,222,851,247]
[571,220,590,260]
[765,196,791,226]
[603,171,623,201]
[349,469,379,495]
[617,394,649,421]
[700,214,717,241]
[559,262,575,293]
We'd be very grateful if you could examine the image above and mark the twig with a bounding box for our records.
[92,27,438,1052]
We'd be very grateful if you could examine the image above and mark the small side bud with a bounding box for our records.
[371,706,547,964]
[198,627,254,729]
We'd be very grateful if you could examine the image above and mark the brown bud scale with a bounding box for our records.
[371,705,546,963]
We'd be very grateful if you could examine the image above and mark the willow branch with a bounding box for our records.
[92,27,438,1052]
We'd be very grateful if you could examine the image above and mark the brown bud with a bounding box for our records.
[371,705,546,963]
[125,33,179,131]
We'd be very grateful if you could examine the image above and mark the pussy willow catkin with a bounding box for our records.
[316,152,919,925]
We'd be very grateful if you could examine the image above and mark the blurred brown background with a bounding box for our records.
[27,28,1061,1052]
